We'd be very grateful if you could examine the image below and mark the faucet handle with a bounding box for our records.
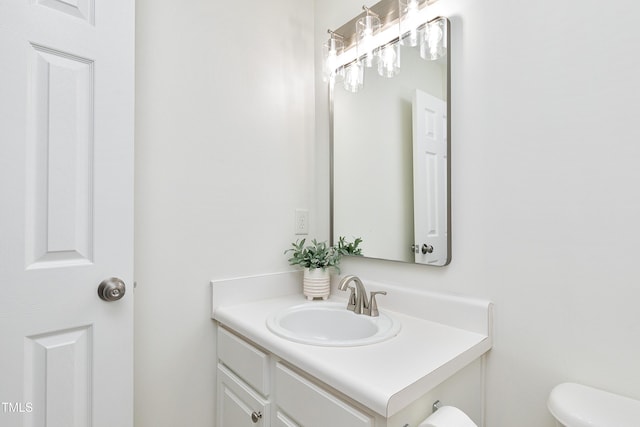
[346,286,357,312]
[367,291,387,317]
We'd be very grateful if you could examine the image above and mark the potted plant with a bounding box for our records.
[285,237,362,300]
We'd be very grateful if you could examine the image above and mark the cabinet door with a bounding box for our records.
[275,363,374,427]
[274,411,300,427]
[217,364,269,427]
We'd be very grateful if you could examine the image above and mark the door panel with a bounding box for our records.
[0,0,134,426]
[24,326,92,427]
[26,44,95,268]
[34,0,95,24]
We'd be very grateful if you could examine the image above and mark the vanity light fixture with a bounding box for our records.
[322,0,446,90]
[322,30,344,83]
[356,6,381,68]
[399,0,426,47]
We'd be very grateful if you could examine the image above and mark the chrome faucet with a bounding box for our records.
[337,275,387,317]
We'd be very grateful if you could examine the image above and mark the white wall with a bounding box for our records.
[134,0,315,426]
[317,0,640,426]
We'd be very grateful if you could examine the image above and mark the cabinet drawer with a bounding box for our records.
[275,362,374,427]
[218,326,269,395]
[217,364,268,427]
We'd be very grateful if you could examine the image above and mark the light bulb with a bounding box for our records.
[322,36,343,82]
[357,15,380,68]
[377,43,401,78]
[400,0,422,47]
[343,61,364,93]
[325,51,337,79]
[420,21,446,60]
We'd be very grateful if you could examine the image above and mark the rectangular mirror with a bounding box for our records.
[331,17,450,266]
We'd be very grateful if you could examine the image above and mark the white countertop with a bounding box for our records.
[211,271,493,418]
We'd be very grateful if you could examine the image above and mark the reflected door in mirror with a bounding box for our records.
[413,89,448,265]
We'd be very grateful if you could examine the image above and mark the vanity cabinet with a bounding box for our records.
[212,273,493,427]
[216,326,376,427]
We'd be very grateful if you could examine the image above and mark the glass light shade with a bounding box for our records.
[377,43,401,78]
[399,0,424,47]
[322,36,344,82]
[420,20,446,60]
[356,14,381,68]
[343,61,364,93]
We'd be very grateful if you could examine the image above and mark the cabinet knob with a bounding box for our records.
[251,411,262,423]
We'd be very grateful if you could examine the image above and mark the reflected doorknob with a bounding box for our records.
[421,244,434,254]
[98,277,126,302]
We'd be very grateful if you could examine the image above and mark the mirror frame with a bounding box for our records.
[329,16,451,266]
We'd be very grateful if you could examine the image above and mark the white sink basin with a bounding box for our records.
[266,301,401,347]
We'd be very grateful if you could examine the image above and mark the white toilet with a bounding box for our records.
[548,382,640,427]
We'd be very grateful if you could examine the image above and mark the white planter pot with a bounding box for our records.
[303,268,330,300]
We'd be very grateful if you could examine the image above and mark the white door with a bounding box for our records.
[0,1,134,426]
[412,89,448,265]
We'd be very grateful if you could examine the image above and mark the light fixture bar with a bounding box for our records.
[327,29,344,39]
[333,0,439,52]
[361,5,379,17]
[333,16,441,71]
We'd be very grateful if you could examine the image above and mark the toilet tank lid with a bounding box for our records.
[548,383,640,427]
